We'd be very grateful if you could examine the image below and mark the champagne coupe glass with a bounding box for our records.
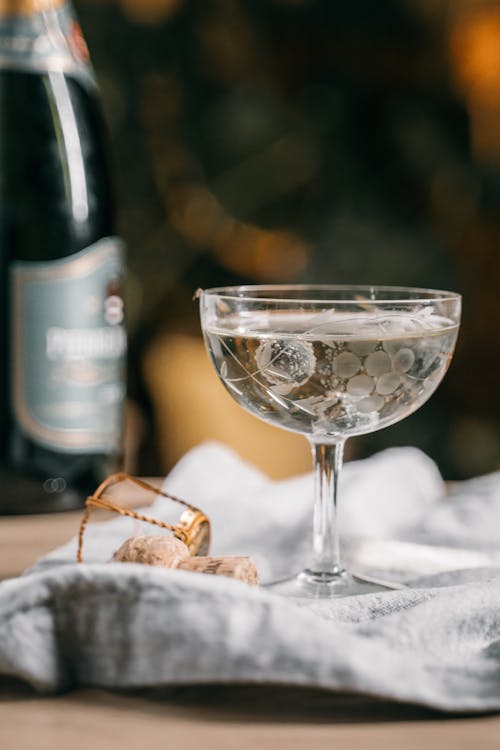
[199,285,461,598]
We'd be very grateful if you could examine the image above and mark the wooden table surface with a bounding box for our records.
[1,509,500,749]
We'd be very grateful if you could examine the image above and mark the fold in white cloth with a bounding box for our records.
[2,442,500,712]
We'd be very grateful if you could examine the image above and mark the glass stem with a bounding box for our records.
[307,440,345,578]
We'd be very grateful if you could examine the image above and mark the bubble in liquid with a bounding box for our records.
[376,373,401,395]
[333,352,361,378]
[383,339,407,357]
[357,395,384,413]
[348,340,377,356]
[255,339,316,387]
[346,374,374,396]
[365,351,391,377]
[393,348,415,373]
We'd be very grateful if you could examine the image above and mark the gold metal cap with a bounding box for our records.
[175,508,211,556]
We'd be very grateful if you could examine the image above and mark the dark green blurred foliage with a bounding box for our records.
[76,0,500,479]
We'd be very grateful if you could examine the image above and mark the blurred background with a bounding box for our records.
[76,0,500,481]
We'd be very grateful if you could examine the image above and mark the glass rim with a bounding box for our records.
[199,284,462,305]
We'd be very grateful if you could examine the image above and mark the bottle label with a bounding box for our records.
[10,238,126,454]
[0,3,96,87]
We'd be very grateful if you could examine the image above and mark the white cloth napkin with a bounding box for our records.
[2,442,500,712]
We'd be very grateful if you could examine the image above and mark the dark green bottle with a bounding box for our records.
[0,0,126,513]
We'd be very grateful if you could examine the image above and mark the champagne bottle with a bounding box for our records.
[0,0,126,513]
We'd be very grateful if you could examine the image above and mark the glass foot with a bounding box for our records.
[263,569,404,599]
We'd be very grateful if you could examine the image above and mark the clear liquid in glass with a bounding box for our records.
[204,309,459,439]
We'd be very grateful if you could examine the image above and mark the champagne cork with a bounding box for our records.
[112,535,190,568]
[111,535,259,586]
[177,556,259,586]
